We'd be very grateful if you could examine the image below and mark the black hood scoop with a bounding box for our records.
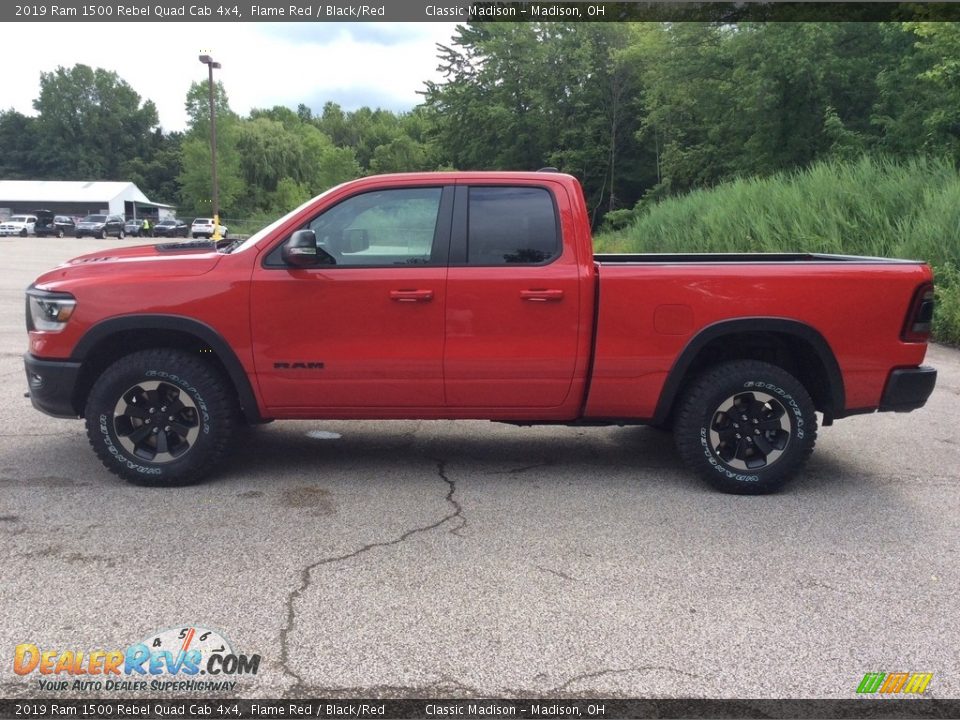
[155,240,217,252]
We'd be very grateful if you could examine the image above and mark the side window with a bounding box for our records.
[307,187,443,267]
[467,187,559,265]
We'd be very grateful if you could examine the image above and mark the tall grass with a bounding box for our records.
[594,156,960,344]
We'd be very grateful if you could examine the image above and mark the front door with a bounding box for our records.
[250,185,453,411]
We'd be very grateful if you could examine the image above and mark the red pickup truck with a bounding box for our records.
[24,172,937,493]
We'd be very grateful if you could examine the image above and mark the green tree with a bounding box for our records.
[902,22,960,157]
[625,23,902,199]
[178,81,243,217]
[423,23,647,221]
[230,111,360,215]
[122,130,183,204]
[0,110,39,178]
[31,64,159,179]
[296,123,360,192]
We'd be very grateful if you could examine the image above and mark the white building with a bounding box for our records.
[0,180,175,221]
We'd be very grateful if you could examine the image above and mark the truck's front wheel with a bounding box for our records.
[84,349,238,486]
[674,360,817,494]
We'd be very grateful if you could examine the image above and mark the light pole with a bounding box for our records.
[198,54,222,241]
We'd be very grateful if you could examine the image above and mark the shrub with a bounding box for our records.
[594,155,960,343]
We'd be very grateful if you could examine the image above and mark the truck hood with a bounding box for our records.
[34,241,223,285]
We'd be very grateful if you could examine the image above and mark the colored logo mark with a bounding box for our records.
[857,672,933,695]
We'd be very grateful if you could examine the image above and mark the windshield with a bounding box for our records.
[230,185,344,254]
[83,215,106,222]
[158,220,175,226]
[10,216,29,222]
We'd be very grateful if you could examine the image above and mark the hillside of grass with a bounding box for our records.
[594,156,960,345]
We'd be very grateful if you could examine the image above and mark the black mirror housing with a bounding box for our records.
[281,229,336,267]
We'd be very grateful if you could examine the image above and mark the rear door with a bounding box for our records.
[443,183,581,408]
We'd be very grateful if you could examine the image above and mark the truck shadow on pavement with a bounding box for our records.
[214,421,875,497]
[0,422,921,501]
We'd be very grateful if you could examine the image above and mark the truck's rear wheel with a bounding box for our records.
[84,349,238,486]
[674,360,817,494]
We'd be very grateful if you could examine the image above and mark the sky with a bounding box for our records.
[4,22,460,132]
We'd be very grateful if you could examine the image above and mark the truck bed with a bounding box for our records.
[594,252,925,264]
[584,256,932,420]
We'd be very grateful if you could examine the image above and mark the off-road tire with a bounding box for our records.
[674,360,817,494]
[85,349,238,486]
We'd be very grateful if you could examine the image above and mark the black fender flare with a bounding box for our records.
[652,317,845,425]
[71,314,264,423]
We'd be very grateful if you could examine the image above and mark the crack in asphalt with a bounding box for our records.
[490,462,553,475]
[296,676,486,699]
[288,666,706,699]
[13,544,117,568]
[278,459,464,697]
[535,565,578,582]
[550,665,703,693]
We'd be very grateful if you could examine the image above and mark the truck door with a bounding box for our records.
[250,185,453,410]
[444,184,581,408]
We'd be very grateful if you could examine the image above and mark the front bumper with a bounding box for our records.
[879,366,937,412]
[24,353,82,418]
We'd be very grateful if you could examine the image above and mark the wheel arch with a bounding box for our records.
[653,318,845,426]
[70,315,265,423]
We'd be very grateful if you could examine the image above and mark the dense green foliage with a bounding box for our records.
[424,22,960,216]
[2,22,960,332]
[3,23,959,222]
[595,156,960,344]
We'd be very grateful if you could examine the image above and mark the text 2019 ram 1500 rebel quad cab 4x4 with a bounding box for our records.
[23,172,937,493]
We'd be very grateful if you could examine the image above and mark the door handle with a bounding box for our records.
[390,289,434,302]
[520,289,564,302]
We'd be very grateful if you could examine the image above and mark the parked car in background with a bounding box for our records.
[75,214,125,239]
[191,217,228,239]
[124,219,153,237]
[0,214,38,237]
[153,218,190,238]
[33,211,76,238]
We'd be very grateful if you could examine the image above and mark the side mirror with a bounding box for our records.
[281,229,336,267]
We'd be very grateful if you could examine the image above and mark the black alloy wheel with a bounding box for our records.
[674,360,817,494]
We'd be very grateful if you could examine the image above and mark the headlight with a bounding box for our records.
[26,288,77,332]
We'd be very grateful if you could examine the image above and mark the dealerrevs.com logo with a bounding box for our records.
[856,672,933,695]
[14,626,260,692]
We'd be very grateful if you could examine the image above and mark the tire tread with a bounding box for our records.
[674,360,817,494]
[84,349,238,486]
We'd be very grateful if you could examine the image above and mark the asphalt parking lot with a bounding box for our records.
[1,236,958,700]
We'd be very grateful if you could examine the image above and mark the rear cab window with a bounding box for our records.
[463,186,560,266]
